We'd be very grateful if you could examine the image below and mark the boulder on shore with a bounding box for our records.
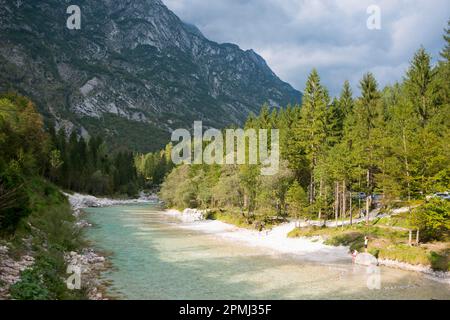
[355,253,378,266]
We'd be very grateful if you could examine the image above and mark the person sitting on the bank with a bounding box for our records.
[352,250,358,263]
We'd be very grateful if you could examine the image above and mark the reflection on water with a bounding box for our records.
[84,204,449,300]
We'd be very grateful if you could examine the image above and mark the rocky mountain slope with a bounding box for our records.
[0,0,301,151]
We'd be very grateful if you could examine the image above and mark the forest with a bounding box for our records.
[159,26,450,247]
[0,92,152,298]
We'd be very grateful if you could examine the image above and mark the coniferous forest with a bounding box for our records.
[159,26,450,267]
[161,28,449,218]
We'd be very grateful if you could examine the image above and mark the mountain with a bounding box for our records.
[0,0,302,151]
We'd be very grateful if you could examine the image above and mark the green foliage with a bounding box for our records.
[135,144,174,188]
[410,199,450,241]
[374,213,412,229]
[212,165,244,209]
[47,128,140,197]
[286,180,308,218]
[10,268,49,300]
[5,177,87,300]
[11,248,88,300]
[207,210,254,229]
[288,223,448,270]
[325,232,365,252]
[404,47,437,127]
[0,94,47,232]
[0,94,48,175]
[287,226,324,238]
[160,27,450,237]
[160,165,195,208]
[0,94,90,299]
[377,244,429,265]
[428,251,449,271]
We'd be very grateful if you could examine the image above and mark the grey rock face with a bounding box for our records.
[0,0,301,151]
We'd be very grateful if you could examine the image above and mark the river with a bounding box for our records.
[84,204,449,300]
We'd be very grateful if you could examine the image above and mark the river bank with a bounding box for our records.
[166,208,450,284]
[0,245,34,299]
[0,181,105,300]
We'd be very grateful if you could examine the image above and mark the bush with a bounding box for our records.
[369,248,380,258]
[10,269,49,300]
[8,178,87,300]
[0,170,31,233]
[428,251,449,271]
[10,249,88,300]
[411,199,450,242]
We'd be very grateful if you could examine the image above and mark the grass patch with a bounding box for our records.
[288,226,328,238]
[377,244,430,266]
[206,209,279,230]
[288,223,449,271]
[374,213,411,229]
[325,232,365,252]
[207,210,254,229]
[428,251,449,271]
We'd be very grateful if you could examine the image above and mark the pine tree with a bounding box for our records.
[436,20,450,116]
[404,47,436,127]
[290,69,330,213]
[327,97,344,146]
[286,180,308,221]
[440,20,450,62]
[347,73,381,221]
[339,80,354,117]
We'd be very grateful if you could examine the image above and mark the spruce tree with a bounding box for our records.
[404,47,436,127]
[290,69,330,210]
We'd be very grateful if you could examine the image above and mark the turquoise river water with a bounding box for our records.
[84,204,449,300]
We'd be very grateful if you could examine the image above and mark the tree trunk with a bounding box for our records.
[309,174,315,204]
[349,191,353,226]
[367,169,371,190]
[402,127,411,201]
[318,178,323,220]
[342,180,346,229]
[335,182,339,226]
[409,230,412,246]
[365,196,370,225]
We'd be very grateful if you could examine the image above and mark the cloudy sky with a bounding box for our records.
[163,0,449,96]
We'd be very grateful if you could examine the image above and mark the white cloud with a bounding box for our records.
[163,0,450,95]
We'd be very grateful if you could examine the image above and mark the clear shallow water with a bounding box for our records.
[84,204,449,300]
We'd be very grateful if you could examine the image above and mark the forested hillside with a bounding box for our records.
[0,0,301,152]
[0,93,142,299]
[161,27,449,216]
[159,25,450,268]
